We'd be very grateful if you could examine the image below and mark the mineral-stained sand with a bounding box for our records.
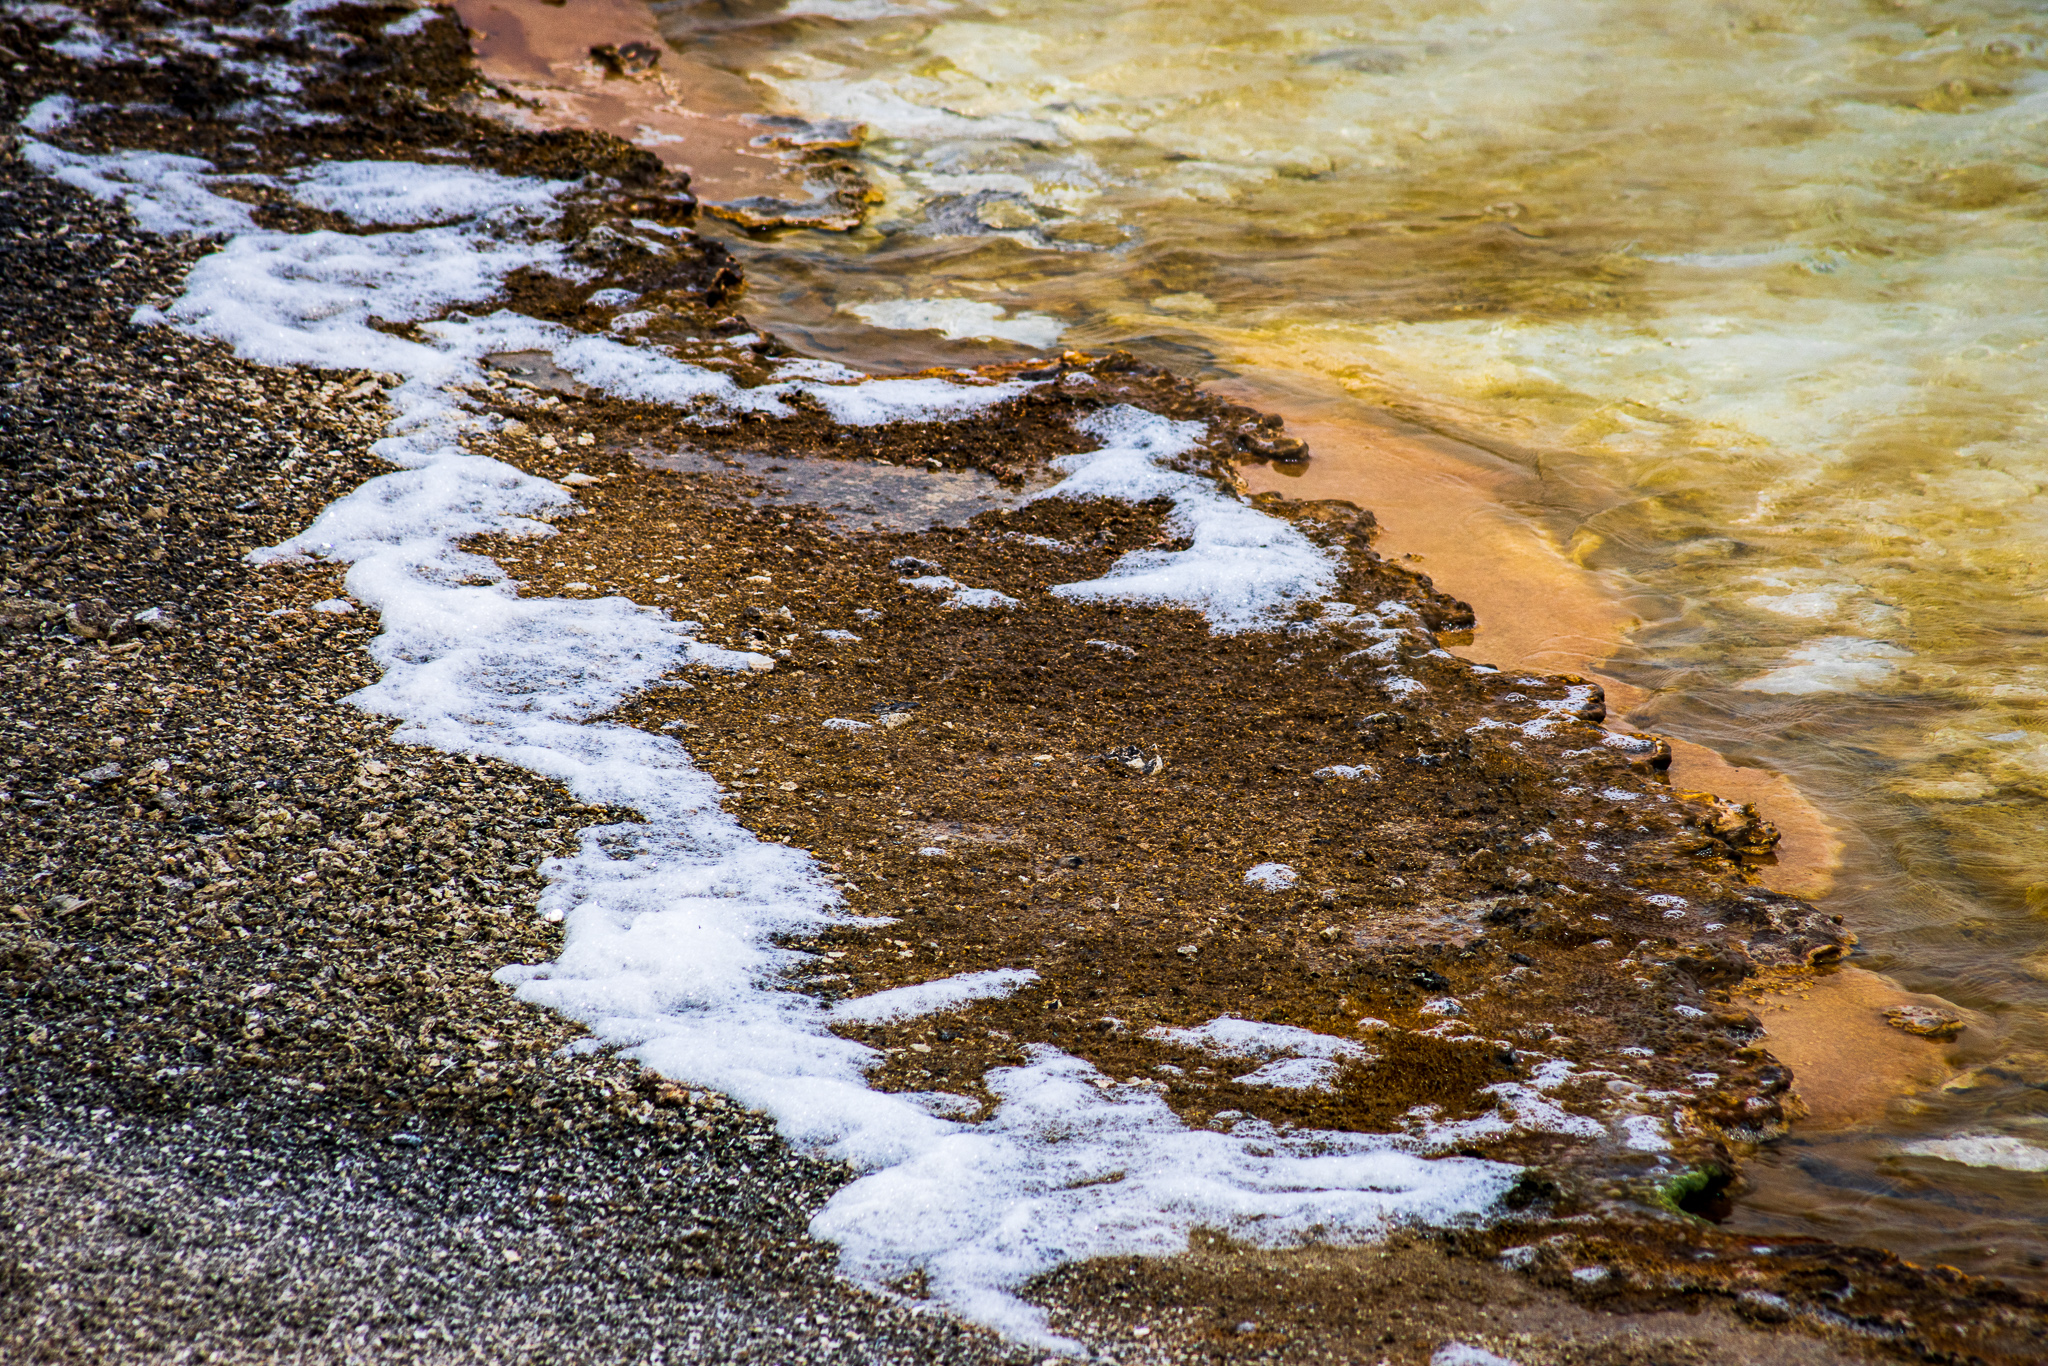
[454,0,803,200]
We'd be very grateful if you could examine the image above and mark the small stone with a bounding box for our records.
[873,700,917,729]
[79,762,123,784]
[560,471,596,485]
[1103,744,1165,776]
[889,556,943,576]
[589,40,660,75]
[1885,1004,1965,1040]
[64,598,134,641]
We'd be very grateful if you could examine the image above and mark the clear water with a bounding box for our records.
[644,0,2048,1279]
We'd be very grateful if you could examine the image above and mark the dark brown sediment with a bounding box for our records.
[1,3,2043,1363]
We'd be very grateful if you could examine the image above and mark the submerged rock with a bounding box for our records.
[1885,1004,1965,1040]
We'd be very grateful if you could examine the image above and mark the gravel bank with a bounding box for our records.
[2,4,2045,1365]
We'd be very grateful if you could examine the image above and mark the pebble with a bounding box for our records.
[1103,745,1165,776]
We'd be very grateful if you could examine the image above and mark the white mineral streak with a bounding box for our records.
[847,297,1065,349]
[1902,1133,2048,1173]
[1736,636,1913,695]
[31,128,1522,1351]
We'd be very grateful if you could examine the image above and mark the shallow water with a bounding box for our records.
[608,0,2048,1279]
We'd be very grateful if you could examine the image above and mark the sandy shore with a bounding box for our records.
[2,3,2044,1363]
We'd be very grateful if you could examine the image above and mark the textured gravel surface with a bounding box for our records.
[2,4,2044,1365]
[0,127,1030,1365]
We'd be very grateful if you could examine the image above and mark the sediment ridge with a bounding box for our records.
[1,3,2043,1363]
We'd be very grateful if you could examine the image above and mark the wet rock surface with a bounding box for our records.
[2,3,2045,1364]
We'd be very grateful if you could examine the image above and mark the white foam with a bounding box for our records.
[1617,1114,1672,1152]
[1467,682,1599,739]
[21,4,142,65]
[1405,1057,1606,1149]
[1036,406,1339,632]
[382,4,436,36]
[1229,1056,1351,1089]
[946,586,1018,610]
[1148,1015,1371,1063]
[830,969,1039,1026]
[1902,1133,2048,1172]
[1433,1344,1522,1366]
[289,159,575,226]
[1148,1016,1372,1092]
[1244,861,1297,890]
[21,142,255,237]
[18,93,75,132]
[812,1049,1517,1345]
[902,573,1018,610]
[142,222,561,375]
[42,131,1525,1354]
[444,310,1037,425]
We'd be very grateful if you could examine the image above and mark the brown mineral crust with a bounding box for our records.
[1441,1219,2048,1366]
[466,371,1846,1174]
[1026,1220,2048,1364]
